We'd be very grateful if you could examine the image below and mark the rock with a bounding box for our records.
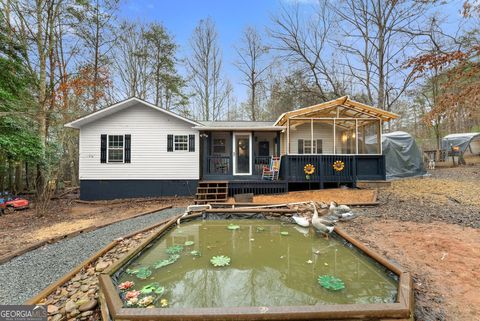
[80,311,93,317]
[71,275,81,282]
[72,282,81,288]
[65,300,76,313]
[60,289,69,297]
[51,313,63,321]
[78,300,97,312]
[48,305,59,315]
[69,310,80,317]
[95,261,110,272]
[86,268,95,275]
[80,285,89,292]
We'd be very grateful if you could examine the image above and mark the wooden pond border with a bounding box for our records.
[98,210,413,321]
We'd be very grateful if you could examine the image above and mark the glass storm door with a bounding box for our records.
[233,133,252,175]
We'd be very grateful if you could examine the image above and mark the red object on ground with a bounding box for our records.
[0,197,29,214]
[6,198,30,209]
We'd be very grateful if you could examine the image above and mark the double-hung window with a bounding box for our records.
[298,139,323,154]
[108,135,124,162]
[174,135,188,151]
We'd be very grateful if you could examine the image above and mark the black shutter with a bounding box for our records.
[189,134,195,152]
[298,139,304,154]
[317,139,323,154]
[167,134,173,152]
[100,134,107,163]
[124,135,131,163]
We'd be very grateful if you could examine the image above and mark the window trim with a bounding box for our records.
[174,135,189,151]
[298,139,323,154]
[107,134,125,163]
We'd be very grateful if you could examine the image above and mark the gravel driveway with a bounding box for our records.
[0,207,184,304]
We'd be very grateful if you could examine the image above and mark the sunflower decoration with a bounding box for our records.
[304,163,315,180]
[332,160,345,172]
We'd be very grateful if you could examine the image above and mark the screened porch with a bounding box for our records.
[275,96,398,185]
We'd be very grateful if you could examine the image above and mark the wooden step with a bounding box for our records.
[194,181,229,205]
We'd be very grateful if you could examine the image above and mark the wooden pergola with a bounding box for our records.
[274,96,399,156]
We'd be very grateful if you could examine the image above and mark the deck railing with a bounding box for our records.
[207,156,230,175]
[205,155,273,176]
[281,154,385,183]
[253,156,271,176]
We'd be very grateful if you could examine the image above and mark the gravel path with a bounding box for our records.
[0,207,184,304]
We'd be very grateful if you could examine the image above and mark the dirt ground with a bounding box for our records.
[0,195,192,258]
[249,188,376,204]
[340,164,480,321]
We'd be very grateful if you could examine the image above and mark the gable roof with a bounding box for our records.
[64,97,201,129]
[274,96,399,126]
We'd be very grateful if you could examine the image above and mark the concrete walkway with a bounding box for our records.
[0,207,184,304]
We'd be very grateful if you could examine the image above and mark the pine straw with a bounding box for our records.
[249,188,376,204]
[389,177,480,207]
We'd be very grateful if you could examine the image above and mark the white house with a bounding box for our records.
[66,96,398,200]
[65,98,201,200]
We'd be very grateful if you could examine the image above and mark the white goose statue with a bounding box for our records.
[311,202,334,238]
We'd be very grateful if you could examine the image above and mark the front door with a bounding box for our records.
[233,133,252,175]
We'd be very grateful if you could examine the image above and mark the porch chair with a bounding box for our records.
[262,156,281,180]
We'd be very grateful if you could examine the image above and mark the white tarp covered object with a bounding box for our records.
[441,132,480,154]
[382,131,426,179]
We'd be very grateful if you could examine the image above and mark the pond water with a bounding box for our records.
[115,219,398,308]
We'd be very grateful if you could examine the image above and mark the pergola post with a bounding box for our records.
[355,119,358,155]
[286,118,290,155]
[310,119,314,153]
[333,118,336,155]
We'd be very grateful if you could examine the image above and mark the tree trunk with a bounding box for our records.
[15,162,22,194]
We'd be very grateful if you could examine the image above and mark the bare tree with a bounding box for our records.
[113,21,150,99]
[269,1,345,101]
[234,27,272,120]
[331,0,429,114]
[187,18,229,120]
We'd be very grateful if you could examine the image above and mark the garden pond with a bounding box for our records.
[114,219,398,309]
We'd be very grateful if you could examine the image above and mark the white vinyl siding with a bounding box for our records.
[289,122,334,154]
[79,103,199,180]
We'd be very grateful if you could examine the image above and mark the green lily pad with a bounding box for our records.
[318,275,345,291]
[190,250,201,256]
[227,224,240,230]
[166,245,184,255]
[140,282,165,295]
[134,267,152,280]
[125,268,139,275]
[256,226,266,232]
[210,255,231,267]
[184,241,195,246]
[154,254,180,269]
[280,231,289,236]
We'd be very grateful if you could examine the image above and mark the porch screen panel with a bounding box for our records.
[288,119,310,154]
[312,120,334,154]
[334,119,357,154]
[358,119,381,154]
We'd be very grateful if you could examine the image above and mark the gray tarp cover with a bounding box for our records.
[441,132,480,152]
[382,131,426,179]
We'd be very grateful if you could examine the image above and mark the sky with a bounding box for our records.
[118,0,287,102]
[117,0,466,104]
